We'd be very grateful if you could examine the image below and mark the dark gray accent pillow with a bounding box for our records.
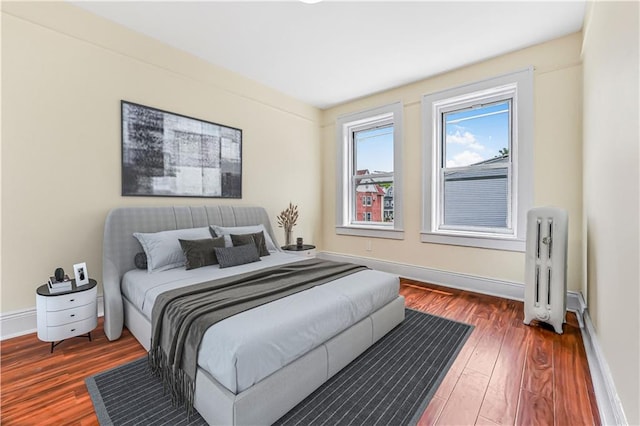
[214,244,261,269]
[134,252,147,270]
[179,237,226,270]
[230,231,270,257]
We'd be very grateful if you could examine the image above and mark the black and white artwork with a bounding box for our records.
[73,262,89,286]
[121,101,242,198]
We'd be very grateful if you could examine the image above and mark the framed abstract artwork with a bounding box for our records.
[121,101,242,198]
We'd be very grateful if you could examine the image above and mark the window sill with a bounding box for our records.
[336,226,404,240]
[420,231,525,252]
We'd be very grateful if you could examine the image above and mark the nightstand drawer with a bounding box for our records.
[43,287,96,311]
[281,244,317,258]
[46,302,96,327]
[42,316,97,342]
[287,248,316,258]
[298,249,316,258]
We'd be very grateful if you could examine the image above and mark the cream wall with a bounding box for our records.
[582,1,639,423]
[2,0,639,420]
[0,2,322,313]
[321,34,584,291]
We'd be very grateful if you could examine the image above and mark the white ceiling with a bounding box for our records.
[73,1,586,109]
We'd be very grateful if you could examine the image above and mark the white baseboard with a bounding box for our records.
[318,251,585,314]
[0,296,104,341]
[318,251,623,425]
[0,308,38,341]
[579,310,629,425]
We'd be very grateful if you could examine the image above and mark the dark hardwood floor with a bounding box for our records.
[404,280,600,426]
[0,279,599,425]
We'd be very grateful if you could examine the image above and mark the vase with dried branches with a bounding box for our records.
[277,202,299,247]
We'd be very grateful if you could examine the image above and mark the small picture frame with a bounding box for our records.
[73,262,89,286]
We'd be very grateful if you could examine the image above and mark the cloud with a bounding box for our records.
[446,130,485,151]
[446,150,485,167]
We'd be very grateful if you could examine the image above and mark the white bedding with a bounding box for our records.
[121,253,399,394]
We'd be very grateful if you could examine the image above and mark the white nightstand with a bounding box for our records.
[36,278,98,353]
[281,244,317,258]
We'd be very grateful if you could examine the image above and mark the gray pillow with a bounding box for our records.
[209,224,279,252]
[134,252,147,270]
[231,231,270,257]
[214,244,261,269]
[179,237,226,270]
[133,227,211,272]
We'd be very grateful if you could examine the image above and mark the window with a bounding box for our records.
[442,100,511,229]
[336,102,404,239]
[421,68,533,251]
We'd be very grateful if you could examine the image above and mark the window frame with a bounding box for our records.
[421,68,533,251]
[336,102,404,240]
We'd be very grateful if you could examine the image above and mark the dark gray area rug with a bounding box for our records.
[86,309,472,426]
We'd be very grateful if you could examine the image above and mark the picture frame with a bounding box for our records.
[121,101,242,198]
[73,262,89,286]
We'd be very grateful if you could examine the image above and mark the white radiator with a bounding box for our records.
[523,207,568,334]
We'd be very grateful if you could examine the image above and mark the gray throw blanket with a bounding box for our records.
[148,258,368,414]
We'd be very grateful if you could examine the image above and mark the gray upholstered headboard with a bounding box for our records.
[102,205,277,341]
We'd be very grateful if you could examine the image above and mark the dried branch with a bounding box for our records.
[277,202,299,231]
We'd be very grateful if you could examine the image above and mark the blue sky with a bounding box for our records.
[355,126,394,173]
[444,101,510,167]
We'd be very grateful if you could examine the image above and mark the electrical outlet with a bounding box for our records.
[365,240,372,251]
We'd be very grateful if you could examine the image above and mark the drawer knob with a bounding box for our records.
[70,328,76,332]
[69,299,75,302]
[70,314,75,317]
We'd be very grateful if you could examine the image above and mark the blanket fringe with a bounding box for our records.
[148,346,195,418]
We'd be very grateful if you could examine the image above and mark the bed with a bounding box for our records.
[102,205,405,425]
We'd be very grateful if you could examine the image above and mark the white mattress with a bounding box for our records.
[121,253,399,394]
